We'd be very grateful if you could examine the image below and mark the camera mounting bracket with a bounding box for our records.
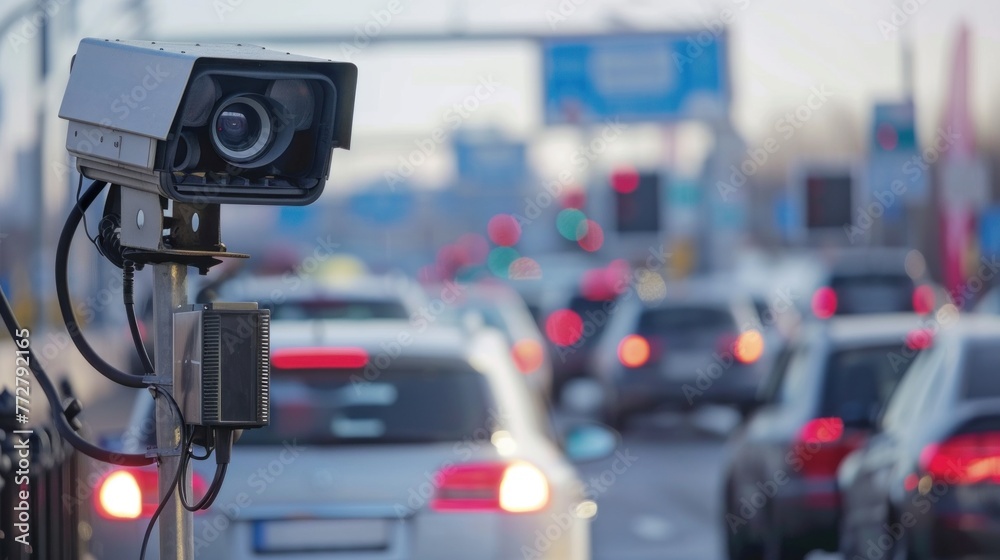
[119,186,248,274]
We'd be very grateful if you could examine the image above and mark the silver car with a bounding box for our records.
[87,321,612,559]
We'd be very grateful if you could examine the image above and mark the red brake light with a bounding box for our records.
[799,417,844,444]
[512,339,545,373]
[733,330,765,364]
[920,432,1000,485]
[912,285,935,315]
[271,347,369,370]
[545,309,584,347]
[618,335,650,368]
[905,328,934,350]
[96,469,207,520]
[793,417,861,479]
[811,287,838,319]
[431,462,549,513]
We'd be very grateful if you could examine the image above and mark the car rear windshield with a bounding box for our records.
[821,344,916,424]
[961,342,1000,400]
[638,307,736,344]
[830,274,914,315]
[568,295,615,345]
[239,366,492,445]
[265,299,410,321]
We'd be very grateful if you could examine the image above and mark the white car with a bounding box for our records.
[87,321,614,559]
[452,282,555,400]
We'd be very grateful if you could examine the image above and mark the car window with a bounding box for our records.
[638,306,736,348]
[759,344,795,404]
[830,274,914,315]
[238,366,493,445]
[880,344,944,433]
[819,344,917,425]
[961,341,1000,400]
[265,299,410,321]
[777,344,814,404]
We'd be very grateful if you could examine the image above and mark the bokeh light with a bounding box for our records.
[610,166,640,194]
[545,309,584,347]
[577,220,604,252]
[733,330,765,364]
[617,335,650,368]
[487,246,520,278]
[488,214,522,246]
[457,233,490,265]
[509,257,542,279]
[636,270,667,303]
[557,209,587,240]
[561,189,587,210]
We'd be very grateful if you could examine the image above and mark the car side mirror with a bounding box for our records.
[563,422,619,463]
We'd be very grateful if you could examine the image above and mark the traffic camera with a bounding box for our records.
[59,38,357,206]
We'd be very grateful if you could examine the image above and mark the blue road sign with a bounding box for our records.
[454,136,527,189]
[349,188,414,225]
[542,32,729,125]
[980,207,1000,258]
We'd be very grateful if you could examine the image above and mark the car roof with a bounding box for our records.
[938,313,1000,343]
[824,247,914,276]
[645,277,753,307]
[218,274,423,303]
[820,313,926,346]
[269,320,471,361]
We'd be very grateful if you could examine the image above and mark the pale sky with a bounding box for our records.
[1,0,999,205]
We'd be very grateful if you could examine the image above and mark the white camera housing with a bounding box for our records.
[59,38,357,206]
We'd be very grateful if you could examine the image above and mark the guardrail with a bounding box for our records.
[0,382,85,560]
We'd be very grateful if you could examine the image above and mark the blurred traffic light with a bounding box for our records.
[872,101,917,154]
[613,169,661,233]
[805,173,852,230]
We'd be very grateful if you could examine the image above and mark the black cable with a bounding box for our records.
[56,179,146,388]
[123,260,154,374]
[0,284,154,466]
[179,459,226,511]
[76,172,98,246]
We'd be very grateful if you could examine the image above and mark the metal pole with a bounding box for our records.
[152,262,192,559]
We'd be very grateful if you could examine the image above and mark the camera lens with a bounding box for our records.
[216,104,260,151]
[210,96,273,164]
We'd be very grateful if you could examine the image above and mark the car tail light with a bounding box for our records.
[794,417,862,478]
[920,432,1000,485]
[733,330,764,364]
[811,287,838,319]
[617,335,650,368]
[905,328,934,350]
[545,309,584,347]
[512,339,545,373]
[271,347,369,369]
[912,285,935,315]
[96,468,208,520]
[431,462,549,513]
